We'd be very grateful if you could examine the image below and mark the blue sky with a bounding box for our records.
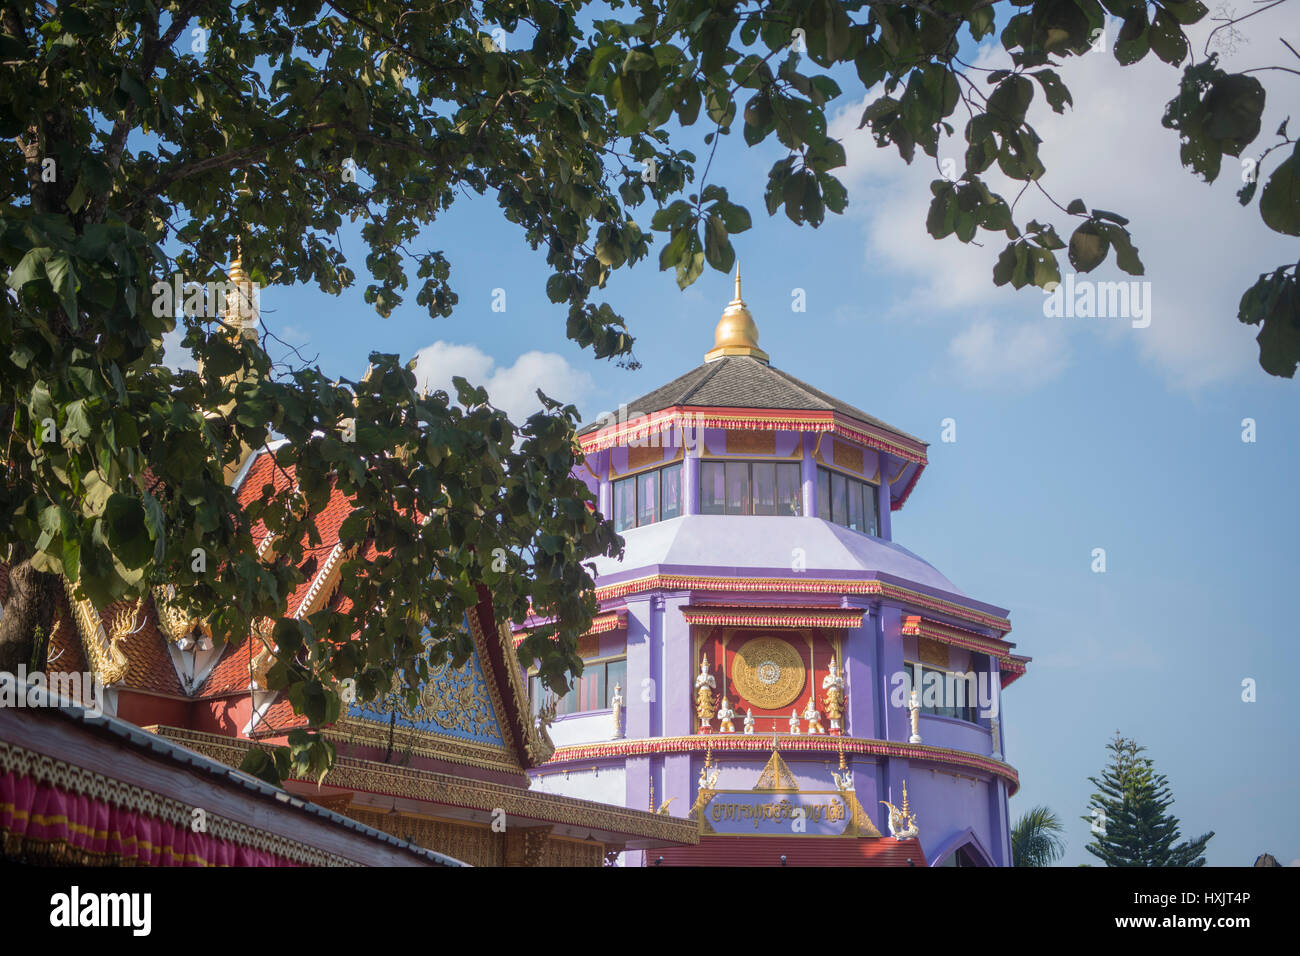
[210,12,1299,865]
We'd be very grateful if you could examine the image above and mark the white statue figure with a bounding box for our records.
[610,682,624,739]
[695,655,717,733]
[695,657,717,691]
[716,696,737,733]
[990,716,1000,757]
[788,709,801,735]
[802,697,825,735]
[822,656,846,735]
[907,687,922,744]
[743,708,755,734]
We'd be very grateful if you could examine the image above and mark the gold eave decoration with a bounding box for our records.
[152,585,210,644]
[62,577,130,686]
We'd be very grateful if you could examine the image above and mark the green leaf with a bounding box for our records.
[1115,14,1150,65]
[987,75,1034,124]
[1095,222,1146,274]
[103,493,153,569]
[1031,70,1072,115]
[1260,153,1300,236]
[703,213,734,272]
[44,253,79,326]
[7,247,53,291]
[1162,0,1209,25]
[1149,10,1189,65]
[1069,222,1110,272]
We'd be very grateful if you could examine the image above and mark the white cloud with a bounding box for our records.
[410,341,595,422]
[829,8,1300,390]
[949,319,1070,389]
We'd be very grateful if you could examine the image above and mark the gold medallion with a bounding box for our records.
[731,636,806,710]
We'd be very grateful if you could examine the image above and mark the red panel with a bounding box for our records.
[699,626,840,730]
[115,691,190,728]
[653,836,926,867]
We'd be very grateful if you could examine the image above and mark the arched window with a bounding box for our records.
[937,845,985,867]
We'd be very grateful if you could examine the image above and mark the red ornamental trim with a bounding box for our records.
[680,606,866,629]
[999,655,1030,689]
[546,735,1020,795]
[512,611,627,647]
[594,575,1011,634]
[578,407,927,468]
[902,615,1021,667]
[890,461,924,512]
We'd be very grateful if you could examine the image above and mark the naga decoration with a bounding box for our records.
[880,781,920,840]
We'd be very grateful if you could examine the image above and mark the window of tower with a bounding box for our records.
[699,460,801,515]
[817,466,879,536]
[612,462,683,531]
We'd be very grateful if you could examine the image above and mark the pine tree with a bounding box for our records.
[1085,732,1214,867]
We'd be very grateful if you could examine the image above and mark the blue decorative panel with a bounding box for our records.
[347,641,505,749]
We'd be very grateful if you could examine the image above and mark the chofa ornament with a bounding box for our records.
[879,781,920,840]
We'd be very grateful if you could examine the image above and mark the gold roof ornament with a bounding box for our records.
[705,264,770,364]
[224,240,259,339]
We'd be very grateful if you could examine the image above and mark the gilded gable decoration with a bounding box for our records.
[62,578,130,685]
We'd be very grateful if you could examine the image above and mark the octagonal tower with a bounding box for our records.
[523,273,1030,867]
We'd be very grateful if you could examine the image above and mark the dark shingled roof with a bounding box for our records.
[580,356,924,444]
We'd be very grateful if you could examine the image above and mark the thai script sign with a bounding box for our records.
[705,792,847,836]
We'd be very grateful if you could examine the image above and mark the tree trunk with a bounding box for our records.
[0,546,60,674]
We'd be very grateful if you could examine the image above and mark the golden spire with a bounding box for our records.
[705,263,770,364]
[225,239,258,339]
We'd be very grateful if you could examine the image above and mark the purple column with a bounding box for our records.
[625,598,653,739]
[876,605,905,742]
[988,657,1004,759]
[842,607,877,739]
[625,754,651,866]
[801,433,816,517]
[660,593,691,738]
[649,594,666,737]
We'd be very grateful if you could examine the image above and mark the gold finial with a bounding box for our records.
[649,779,654,812]
[224,239,258,338]
[705,262,769,364]
[838,744,847,772]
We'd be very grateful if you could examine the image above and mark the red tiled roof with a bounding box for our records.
[195,638,254,698]
[46,585,89,680]
[248,695,310,736]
